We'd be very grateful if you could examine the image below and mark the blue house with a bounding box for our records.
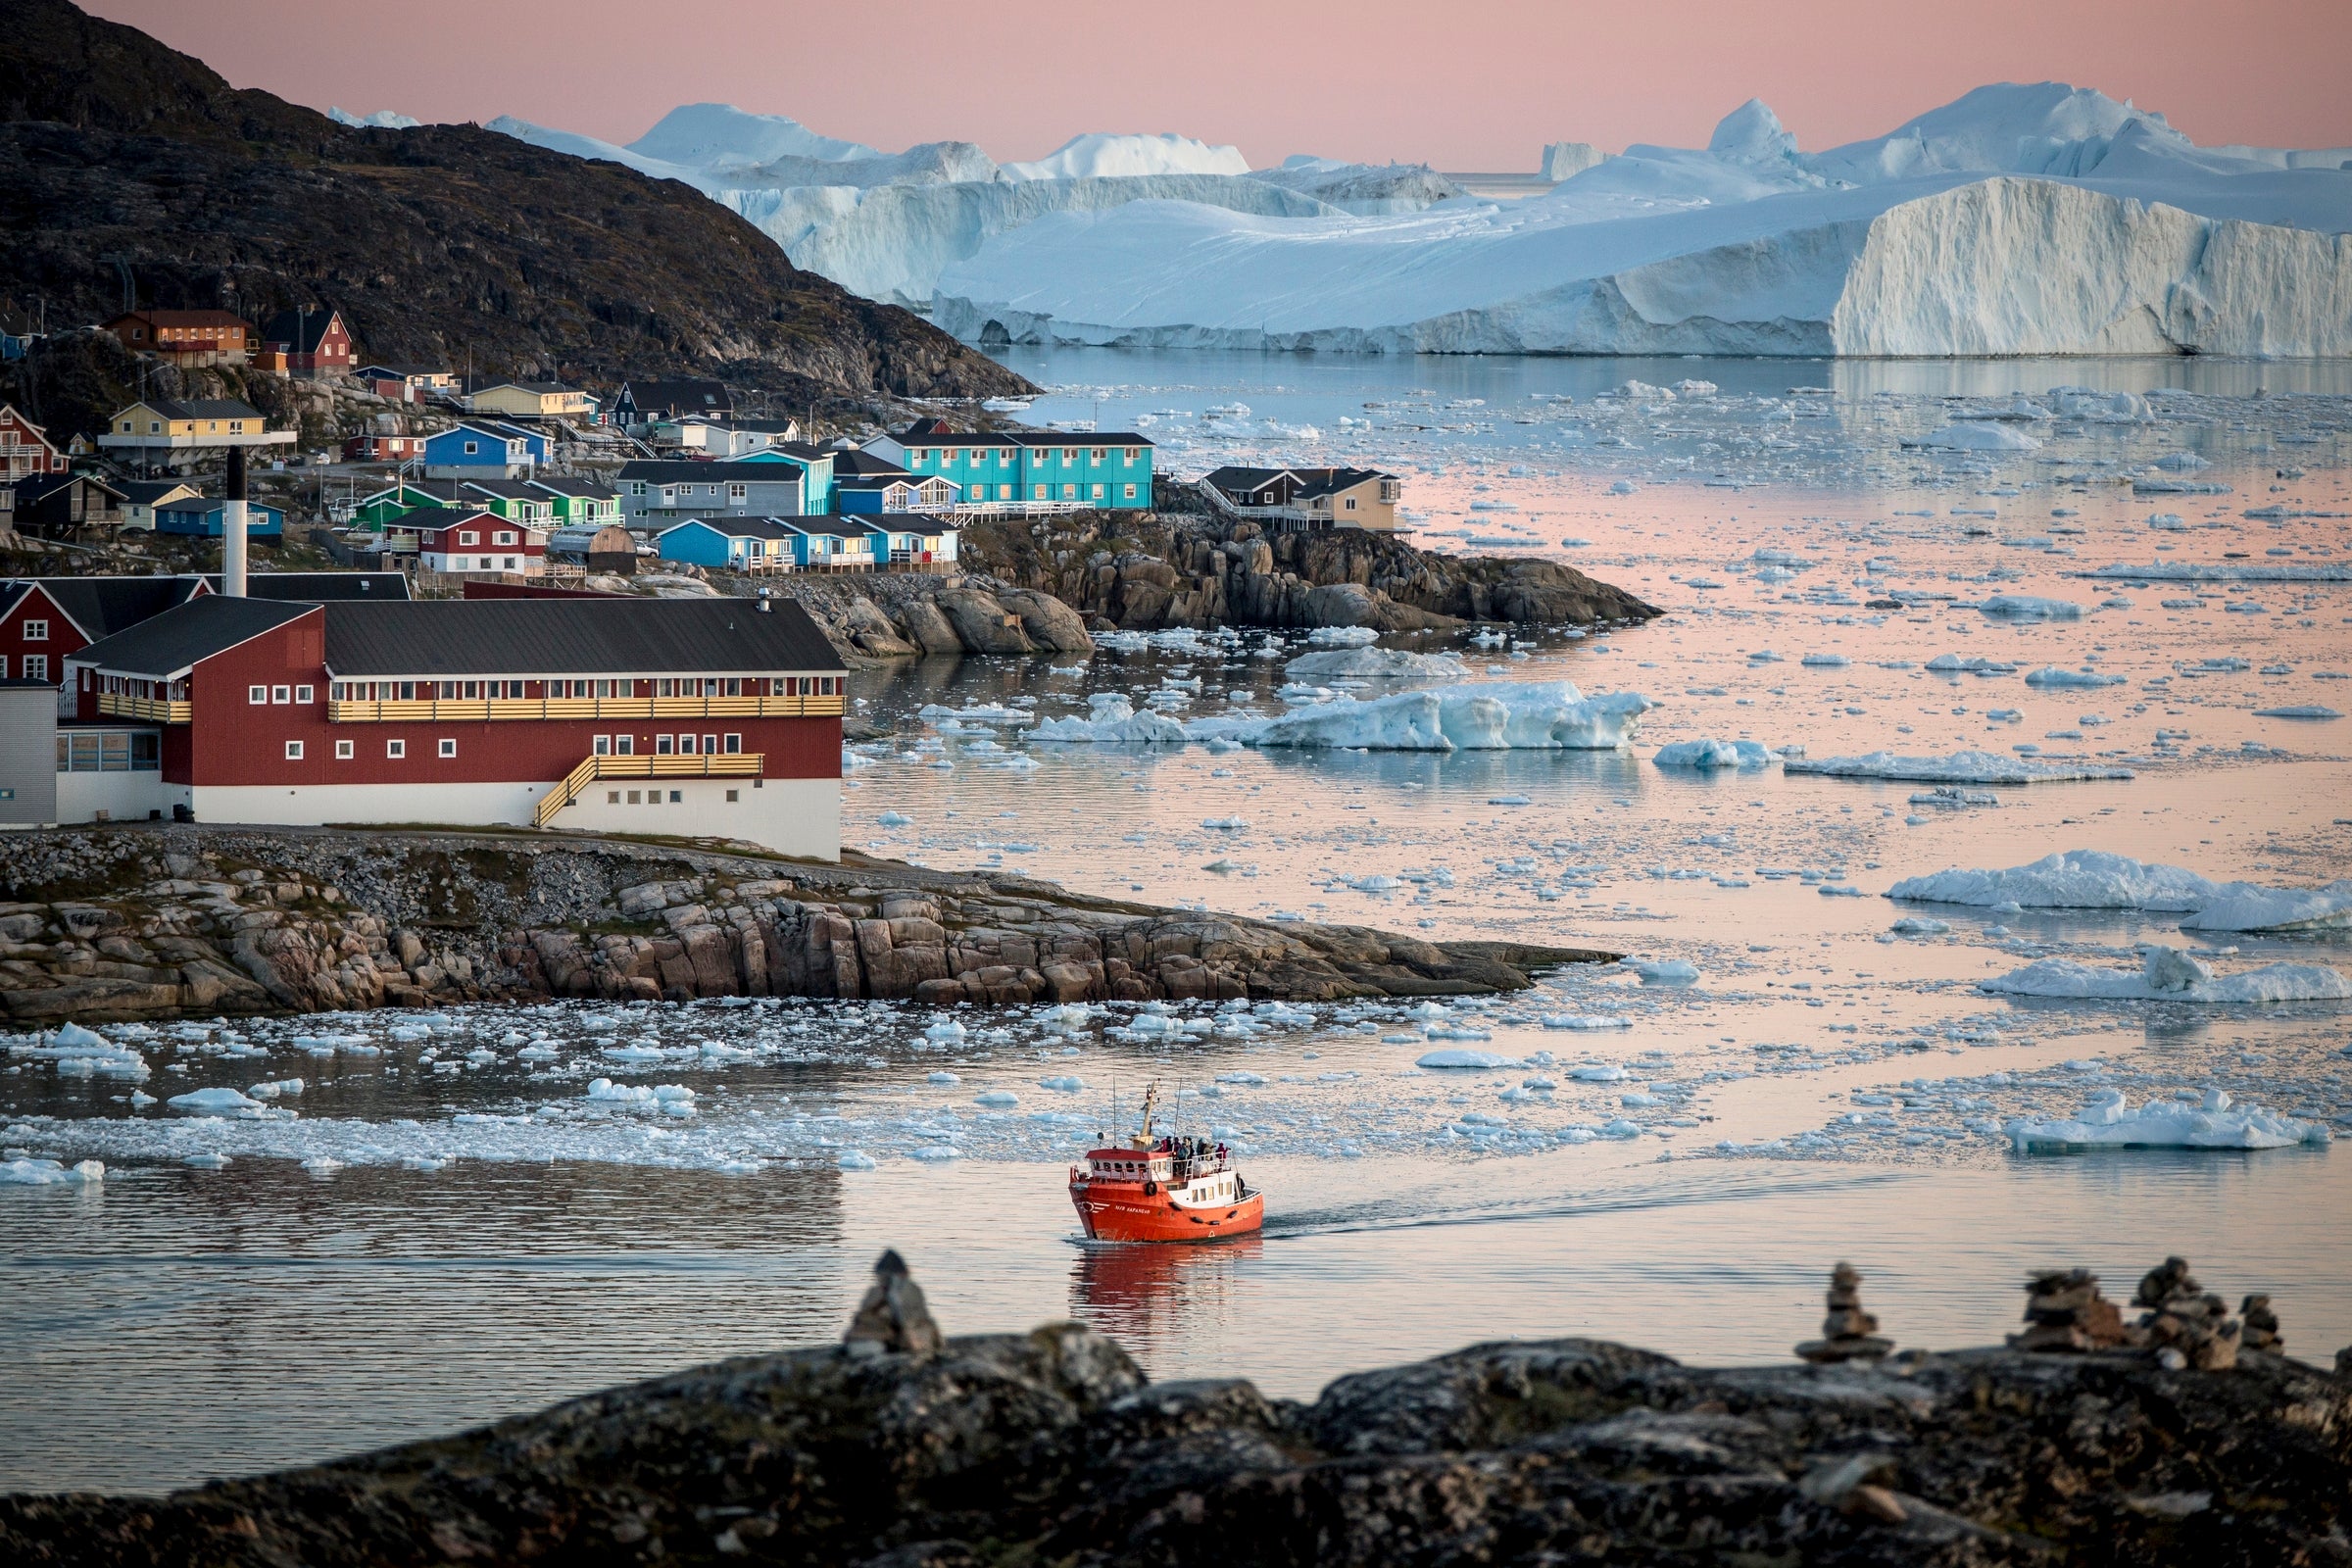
[772,517,876,572]
[863,417,1154,512]
[421,421,546,478]
[857,514,960,568]
[727,446,838,514]
[829,448,957,514]
[655,516,798,572]
[155,497,285,539]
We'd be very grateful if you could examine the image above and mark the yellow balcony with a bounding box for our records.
[98,692,192,723]
[328,692,844,723]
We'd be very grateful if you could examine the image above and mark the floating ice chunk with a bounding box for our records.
[906,1144,961,1162]
[1038,1075,1086,1093]
[2025,666,2126,688]
[876,810,913,826]
[2253,705,2342,719]
[1888,850,2352,932]
[1285,648,1466,683]
[1800,653,1849,667]
[1544,1015,1632,1031]
[1487,794,1533,806]
[1981,956,2351,1003]
[1979,595,2082,620]
[2082,561,2352,582]
[1303,625,1381,648]
[837,1150,877,1170]
[1607,480,1638,495]
[1926,655,2018,674]
[973,1090,1019,1107]
[2006,1089,2327,1152]
[0,1157,105,1185]
[1568,1062,1630,1081]
[1631,959,1698,985]
[1598,1118,1643,1139]
[168,1087,262,1113]
[927,1070,961,1085]
[1032,695,1193,745]
[1786,749,2132,785]
[923,1017,967,1043]
[1245,681,1651,752]
[1200,815,1250,830]
[1652,738,1774,769]
[601,1044,664,1062]
[247,1078,305,1100]
[183,1153,228,1169]
[1889,916,1950,935]
[1908,422,2042,452]
[1416,1049,1520,1069]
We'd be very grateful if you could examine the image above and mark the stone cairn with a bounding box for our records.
[2010,1268,2130,1352]
[1795,1262,1893,1363]
[844,1250,945,1359]
[2239,1295,2282,1352]
[2134,1256,2240,1371]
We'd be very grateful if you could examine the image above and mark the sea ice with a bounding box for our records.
[2006,1088,2328,1151]
[1416,1049,1520,1069]
[1887,850,2352,931]
[1653,738,1775,769]
[1980,951,2352,1003]
[1785,750,2132,784]
[2024,666,2127,688]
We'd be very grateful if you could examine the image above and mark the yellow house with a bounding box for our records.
[466,381,599,420]
[110,398,264,440]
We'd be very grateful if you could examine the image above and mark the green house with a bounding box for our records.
[526,475,623,528]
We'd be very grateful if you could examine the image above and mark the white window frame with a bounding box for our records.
[249,684,268,704]
[386,739,406,759]
[437,738,457,759]
[593,734,612,756]
[334,739,354,760]
[284,740,304,760]
[271,685,291,705]
[295,684,314,704]
[21,619,45,641]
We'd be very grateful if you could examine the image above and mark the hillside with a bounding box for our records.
[0,0,1028,423]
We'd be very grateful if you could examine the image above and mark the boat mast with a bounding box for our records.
[1129,1079,1159,1150]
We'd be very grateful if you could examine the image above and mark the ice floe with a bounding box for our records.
[1888,850,2352,932]
[1981,951,2352,1003]
[2005,1088,2328,1151]
[1785,750,2133,785]
[1653,738,1775,769]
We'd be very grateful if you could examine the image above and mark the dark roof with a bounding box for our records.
[358,479,459,506]
[616,461,808,484]
[827,450,912,477]
[355,363,447,378]
[144,398,266,421]
[1202,465,1392,500]
[321,598,843,677]
[1202,466,1287,489]
[893,421,1152,449]
[258,308,343,353]
[121,480,201,506]
[662,515,798,541]
[73,596,314,678]
[619,377,732,415]
[458,478,547,501]
[113,310,249,329]
[7,574,207,640]
[159,496,280,515]
[526,476,618,500]
[197,572,411,603]
[16,471,126,503]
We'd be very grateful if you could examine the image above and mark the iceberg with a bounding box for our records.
[1417,1049,1520,1069]
[1001,132,1250,181]
[1981,951,2352,1003]
[1653,738,1775,769]
[1785,749,2132,785]
[2024,666,2127,688]
[1030,695,1192,745]
[1243,682,1650,752]
[1284,648,1467,682]
[2005,1088,2328,1152]
[2081,561,2352,582]
[1888,850,2352,932]
[1907,422,2043,452]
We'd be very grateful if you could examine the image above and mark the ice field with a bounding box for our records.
[6,348,2351,1493]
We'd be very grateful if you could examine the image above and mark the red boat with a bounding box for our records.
[1069,1082,1264,1244]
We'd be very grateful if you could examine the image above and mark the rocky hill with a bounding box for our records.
[0,826,1608,1025]
[6,1251,2347,1566]
[0,0,1027,437]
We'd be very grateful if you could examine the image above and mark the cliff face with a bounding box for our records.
[958,509,1661,632]
[0,0,1030,428]
[0,826,1606,1024]
[6,1259,2348,1567]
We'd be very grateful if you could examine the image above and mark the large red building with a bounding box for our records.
[65,596,846,857]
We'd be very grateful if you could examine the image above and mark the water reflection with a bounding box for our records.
[1069,1235,1262,1374]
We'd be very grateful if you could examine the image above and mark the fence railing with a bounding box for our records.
[534,751,764,826]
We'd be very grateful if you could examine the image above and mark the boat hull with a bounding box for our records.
[1070,1181,1264,1244]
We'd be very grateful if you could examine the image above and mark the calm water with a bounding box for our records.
[6,350,2351,1494]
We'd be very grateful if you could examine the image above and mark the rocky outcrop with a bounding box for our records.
[8,1252,2347,1567]
[963,508,1660,632]
[0,826,1612,1024]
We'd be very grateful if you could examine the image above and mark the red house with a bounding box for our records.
[0,404,65,481]
[416,510,547,578]
[64,596,847,858]
[343,432,427,463]
[256,307,356,377]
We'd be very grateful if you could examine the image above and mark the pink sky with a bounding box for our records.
[95,0,2352,168]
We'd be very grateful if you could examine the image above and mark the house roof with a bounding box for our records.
[357,479,459,507]
[620,377,731,414]
[828,450,913,478]
[15,471,126,504]
[159,496,281,516]
[457,478,548,501]
[662,516,799,541]
[766,517,864,539]
[1203,465,1393,500]
[120,480,203,506]
[128,398,266,422]
[3,574,207,641]
[892,421,1153,448]
[111,310,251,330]
[526,476,618,500]
[72,596,315,679]
[258,308,343,353]
[196,572,412,602]
[321,598,843,678]
[616,460,808,484]
[0,404,51,440]
[431,422,534,445]
[858,513,958,533]
[476,381,584,397]
[355,363,448,378]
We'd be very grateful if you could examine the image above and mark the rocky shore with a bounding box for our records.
[7,1251,2347,1567]
[770,508,1659,662]
[0,826,1611,1026]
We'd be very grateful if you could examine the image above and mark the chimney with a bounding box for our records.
[221,443,248,597]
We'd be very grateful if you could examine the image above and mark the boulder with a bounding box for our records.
[840,596,918,658]
[897,597,965,656]
[934,588,1037,655]
[993,588,1094,654]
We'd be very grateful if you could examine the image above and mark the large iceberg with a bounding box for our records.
[1030,682,1648,752]
[1001,132,1250,181]
[2005,1088,2328,1152]
[1887,850,2352,932]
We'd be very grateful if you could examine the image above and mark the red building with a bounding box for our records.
[416,510,547,578]
[103,310,253,367]
[65,596,846,857]
[0,404,65,481]
[256,307,356,377]
[343,433,427,463]
[0,573,407,693]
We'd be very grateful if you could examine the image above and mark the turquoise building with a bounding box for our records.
[863,418,1154,511]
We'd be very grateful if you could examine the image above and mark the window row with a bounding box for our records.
[326,676,840,701]
[248,683,317,705]
[590,733,743,757]
[56,732,161,772]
